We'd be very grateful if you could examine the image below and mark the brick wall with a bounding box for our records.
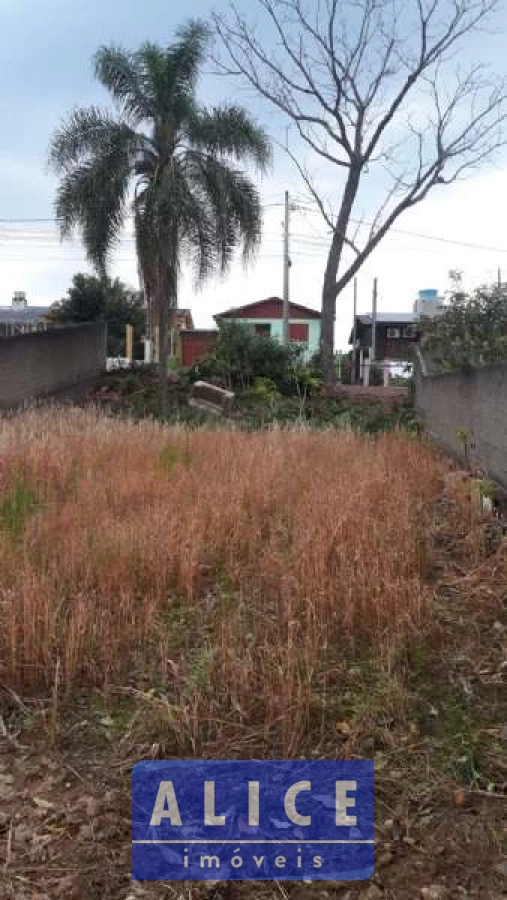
[415,360,507,490]
[180,330,218,368]
[0,323,107,409]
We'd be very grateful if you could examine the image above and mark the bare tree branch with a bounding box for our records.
[214,0,506,382]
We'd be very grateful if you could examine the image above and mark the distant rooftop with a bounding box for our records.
[355,312,418,325]
[215,297,322,320]
[0,307,49,324]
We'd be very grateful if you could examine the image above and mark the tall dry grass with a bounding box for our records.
[0,408,445,753]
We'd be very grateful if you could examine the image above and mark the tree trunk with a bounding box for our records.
[157,284,169,419]
[156,257,178,420]
[320,167,361,387]
[321,279,337,387]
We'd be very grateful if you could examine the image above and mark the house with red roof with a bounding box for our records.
[180,296,321,367]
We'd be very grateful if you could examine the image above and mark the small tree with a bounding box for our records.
[191,320,306,392]
[215,0,507,384]
[422,282,507,369]
[48,273,146,358]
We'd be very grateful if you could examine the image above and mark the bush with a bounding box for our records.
[48,273,146,358]
[187,321,310,395]
[421,282,507,369]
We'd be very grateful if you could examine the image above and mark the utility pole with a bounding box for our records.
[498,267,502,289]
[283,190,290,344]
[371,278,378,381]
[352,278,358,384]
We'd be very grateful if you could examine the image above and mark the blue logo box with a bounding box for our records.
[132,760,374,881]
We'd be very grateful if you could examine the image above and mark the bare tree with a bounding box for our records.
[214,0,507,383]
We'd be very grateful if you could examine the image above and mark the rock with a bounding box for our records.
[0,774,14,800]
[492,621,504,635]
[383,817,404,841]
[78,823,93,842]
[362,885,383,899]
[100,715,115,728]
[376,850,394,868]
[53,875,88,900]
[499,724,507,744]
[84,796,101,818]
[14,823,34,844]
[190,381,234,415]
[335,720,352,736]
[453,788,467,808]
[33,796,55,811]
[103,790,116,806]
[421,886,448,899]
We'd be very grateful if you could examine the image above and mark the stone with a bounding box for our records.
[33,796,55,811]
[78,824,93,842]
[421,886,448,899]
[0,774,14,800]
[190,381,234,415]
[362,885,383,899]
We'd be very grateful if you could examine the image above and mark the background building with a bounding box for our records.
[0,292,49,337]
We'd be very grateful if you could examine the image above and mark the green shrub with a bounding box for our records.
[250,376,281,402]
[187,321,307,394]
[422,281,507,369]
[0,481,39,540]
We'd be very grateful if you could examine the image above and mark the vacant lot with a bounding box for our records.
[0,409,505,899]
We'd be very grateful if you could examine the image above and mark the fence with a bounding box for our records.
[414,353,507,491]
[0,322,107,410]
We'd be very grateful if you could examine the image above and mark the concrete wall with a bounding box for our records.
[0,323,107,409]
[415,360,507,490]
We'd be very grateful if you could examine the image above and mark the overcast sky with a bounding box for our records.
[1,0,507,348]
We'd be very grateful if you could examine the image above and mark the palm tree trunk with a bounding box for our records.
[156,258,177,419]
[157,288,169,418]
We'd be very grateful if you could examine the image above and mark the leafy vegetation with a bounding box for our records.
[0,480,38,541]
[422,280,507,370]
[86,366,416,433]
[48,21,270,413]
[187,320,317,394]
[48,273,146,357]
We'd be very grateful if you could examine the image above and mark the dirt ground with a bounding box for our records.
[0,475,506,900]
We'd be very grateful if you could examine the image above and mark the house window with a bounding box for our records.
[254,323,271,336]
[403,324,417,338]
[289,322,309,343]
[386,327,401,339]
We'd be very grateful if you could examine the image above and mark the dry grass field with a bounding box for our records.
[0,409,505,899]
[1,410,439,746]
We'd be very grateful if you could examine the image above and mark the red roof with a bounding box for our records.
[214,296,321,321]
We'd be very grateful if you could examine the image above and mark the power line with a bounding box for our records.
[2,209,507,254]
[292,201,507,254]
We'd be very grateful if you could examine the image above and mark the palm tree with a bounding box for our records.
[49,21,271,414]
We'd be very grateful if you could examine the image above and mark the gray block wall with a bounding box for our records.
[0,323,107,409]
[415,361,507,490]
